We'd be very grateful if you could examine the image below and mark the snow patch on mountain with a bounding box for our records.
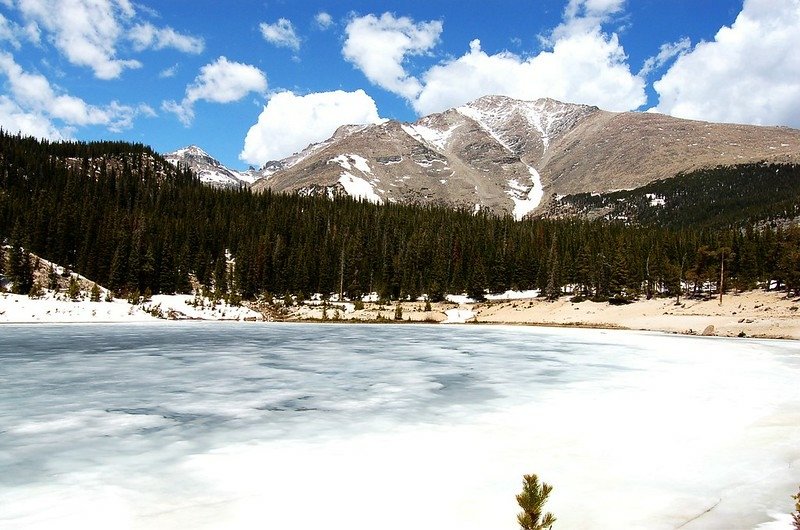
[329,154,381,203]
[338,173,382,203]
[332,154,372,174]
[401,122,460,151]
[506,166,545,221]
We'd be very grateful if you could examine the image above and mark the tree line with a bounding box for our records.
[1,131,799,302]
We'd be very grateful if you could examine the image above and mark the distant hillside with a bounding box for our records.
[243,95,800,218]
[3,131,800,303]
[539,162,800,228]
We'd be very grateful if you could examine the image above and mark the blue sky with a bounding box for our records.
[1,0,799,169]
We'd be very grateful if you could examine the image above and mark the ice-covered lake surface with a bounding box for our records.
[1,323,799,530]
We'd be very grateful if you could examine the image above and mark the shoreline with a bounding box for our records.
[3,289,799,341]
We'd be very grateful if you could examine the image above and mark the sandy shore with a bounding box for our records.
[286,290,800,340]
[472,290,800,340]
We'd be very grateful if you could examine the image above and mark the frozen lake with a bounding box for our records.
[1,323,799,529]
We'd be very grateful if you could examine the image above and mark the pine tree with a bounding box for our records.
[544,237,560,301]
[516,474,556,530]
[28,280,43,299]
[48,264,59,290]
[90,283,101,302]
[67,276,81,300]
[8,244,34,295]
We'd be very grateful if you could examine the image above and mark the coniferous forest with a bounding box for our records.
[1,130,800,302]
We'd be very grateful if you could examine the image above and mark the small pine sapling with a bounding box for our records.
[793,486,800,530]
[517,474,556,530]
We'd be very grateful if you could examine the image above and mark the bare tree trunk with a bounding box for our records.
[719,250,724,306]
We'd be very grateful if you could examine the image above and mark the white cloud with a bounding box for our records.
[0,51,142,133]
[10,0,202,79]
[639,37,691,77]
[259,18,300,51]
[163,56,268,126]
[0,11,36,48]
[342,6,644,116]
[0,95,63,139]
[315,12,333,30]
[240,89,381,165]
[159,64,178,78]
[128,22,204,53]
[654,0,800,128]
[14,0,140,79]
[343,13,442,100]
[554,0,626,40]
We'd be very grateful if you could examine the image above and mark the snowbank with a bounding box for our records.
[0,292,262,323]
[443,308,476,324]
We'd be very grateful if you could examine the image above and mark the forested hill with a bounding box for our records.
[1,131,799,301]
[542,162,800,229]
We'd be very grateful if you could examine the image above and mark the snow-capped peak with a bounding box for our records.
[164,146,259,188]
[458,96,597,153]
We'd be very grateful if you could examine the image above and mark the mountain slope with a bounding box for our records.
[251,95,800,218]
[164,145,260,188]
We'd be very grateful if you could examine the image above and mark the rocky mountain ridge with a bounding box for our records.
[170,96,800,217]
[163,145,261,188]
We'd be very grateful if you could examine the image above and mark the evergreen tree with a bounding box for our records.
[516,474,556,530]
[8,238,34,295]
[47,264,59,290]
[544,237,560,301]
[67,276,80,300]
[90,283,101,302]
[28,280,43,299]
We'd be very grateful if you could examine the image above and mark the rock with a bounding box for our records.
[702,325,716,336]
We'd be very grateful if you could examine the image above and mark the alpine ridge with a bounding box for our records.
[164,145,261,188]
[177,96,800,218]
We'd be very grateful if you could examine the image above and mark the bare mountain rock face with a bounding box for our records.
[244,95,800,218]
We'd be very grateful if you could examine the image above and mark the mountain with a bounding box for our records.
[250,95,800,219]
[163,145,263,188]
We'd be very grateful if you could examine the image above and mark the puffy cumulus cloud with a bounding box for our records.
[0,95,63,139]
[163,56,268,126]
[240,89,381,165]
[10,0,203,79]
[343,13,442,100]
[414,31,644,115]
[343,6,644,116]
[128,22,204,53]
[14,0,140,79]
[0,51,144,133]
[654,0,800,127]
[315,12,333,30]
[260,18,300,51]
